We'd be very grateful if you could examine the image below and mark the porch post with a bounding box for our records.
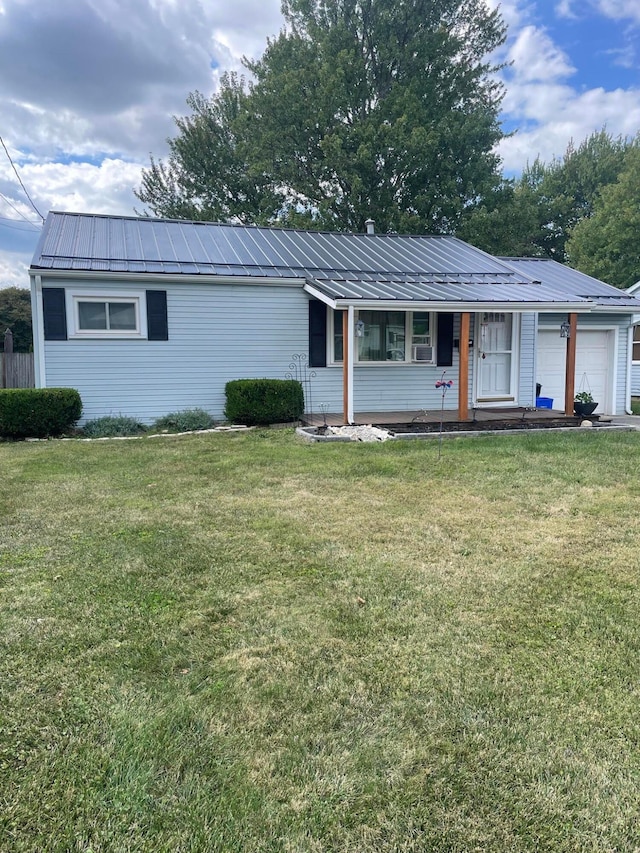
[342,307,355,424]
[458,312,470,421]
[342,310,349,424]
[564,312,578,416]
[347,305,355,423]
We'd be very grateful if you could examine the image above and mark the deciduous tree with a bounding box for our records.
[567,147,640,289]
[0,287,32,352]
[137,0,507,234]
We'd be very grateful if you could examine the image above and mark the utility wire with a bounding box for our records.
[0,217,42,232]
[0,190,41,227]
[0,135,45,223]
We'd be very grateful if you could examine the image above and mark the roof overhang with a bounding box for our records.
[329,299,594,312]
[28,268,307,288]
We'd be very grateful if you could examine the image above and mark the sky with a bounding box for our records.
[1,0,639,289]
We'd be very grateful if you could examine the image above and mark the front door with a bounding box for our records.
[476,312,516,404]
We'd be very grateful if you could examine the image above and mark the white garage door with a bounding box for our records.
[537,329,613,414]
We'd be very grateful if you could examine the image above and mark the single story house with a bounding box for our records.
[29,211,640,424]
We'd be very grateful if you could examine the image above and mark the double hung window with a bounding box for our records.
[331,309,435,364]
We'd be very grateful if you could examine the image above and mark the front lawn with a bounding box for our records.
[2,430,640,852]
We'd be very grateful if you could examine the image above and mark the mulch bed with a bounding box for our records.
[375,417,590,434]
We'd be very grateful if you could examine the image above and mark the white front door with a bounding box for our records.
[476,312,516,404]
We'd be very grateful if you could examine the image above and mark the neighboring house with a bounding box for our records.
[626,280,640,396]
[29,211,640,423]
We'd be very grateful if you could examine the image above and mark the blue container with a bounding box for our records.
[536,396,553,409]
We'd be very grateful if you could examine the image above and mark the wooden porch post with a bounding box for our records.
[564,313,577,416]
[342,309,349,424]
[458,312,470,421]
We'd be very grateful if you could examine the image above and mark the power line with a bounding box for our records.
[0,135,45,223]
[0,217,42,232]
[0,190,42,227]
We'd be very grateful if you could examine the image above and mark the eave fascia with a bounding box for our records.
[303,281,337,308]
[580,304,640,314]
[331,299,594,313]
[28,268,307,288]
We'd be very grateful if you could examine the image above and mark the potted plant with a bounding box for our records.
[574,390,598,417]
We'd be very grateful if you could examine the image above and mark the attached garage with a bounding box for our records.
[536,327,615,414]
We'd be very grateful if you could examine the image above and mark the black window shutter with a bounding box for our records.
[147,290,168,341]
[42,287,67,340]
[308,299,327,367]
[437,313,454,366]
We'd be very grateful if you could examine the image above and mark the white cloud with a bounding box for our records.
[0,247,33,288]
[555,0,577,18]
[499,85,640,169]
[595,0,640,23]
[23,159,145,216]
[0,0,284,163]
[507,25,575,83]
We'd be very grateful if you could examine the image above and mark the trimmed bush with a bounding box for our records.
[81,416,147,438]
[151,408,215,433]
[0,388,82,439]
[225,379,304,426]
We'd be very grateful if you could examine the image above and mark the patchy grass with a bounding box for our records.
[2,429,640,852]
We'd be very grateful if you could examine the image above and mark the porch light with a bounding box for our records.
[560,320,571,339]
[355,319,365,337]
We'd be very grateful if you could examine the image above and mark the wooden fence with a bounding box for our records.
[0,353,35,388]
[1,328,35,388]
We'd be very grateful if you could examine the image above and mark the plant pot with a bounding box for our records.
[574,401,598,417]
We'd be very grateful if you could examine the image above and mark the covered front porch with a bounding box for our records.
[329,310,582,425]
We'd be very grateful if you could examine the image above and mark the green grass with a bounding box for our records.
[2,429,640,851]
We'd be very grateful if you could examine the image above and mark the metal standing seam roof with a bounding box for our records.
[30,212,640,309]
[33,210,535,278]
[500,257,640,309]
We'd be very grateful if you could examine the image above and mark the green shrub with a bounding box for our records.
[0,388,82,439]
[225,379,304,426]
[151,408,215,433]
[82,415,147,438]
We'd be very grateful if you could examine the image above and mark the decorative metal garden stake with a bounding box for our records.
[435,372,454,459]
[319,403,329,431]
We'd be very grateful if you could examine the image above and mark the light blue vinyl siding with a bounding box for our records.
[44,279,309,423]
[632,362,640,396]
[518,313,536,406]
[312,314,470,414]
[44,278,628,422]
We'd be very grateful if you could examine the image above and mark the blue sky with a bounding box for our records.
[0,0,639,288]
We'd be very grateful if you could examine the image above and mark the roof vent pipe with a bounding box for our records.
[365,219,375,235]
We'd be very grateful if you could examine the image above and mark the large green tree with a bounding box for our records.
[137,0,507,233]
[461,130,638,260]
[0,287,32,353]
[567,147,640,289]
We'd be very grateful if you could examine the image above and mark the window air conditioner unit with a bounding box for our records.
[412,344,433,362]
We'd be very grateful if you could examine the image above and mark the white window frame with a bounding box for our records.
[329,308,436,365]
[66,290,147,339]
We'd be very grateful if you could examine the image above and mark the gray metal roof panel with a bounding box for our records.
[34,212,534,282]
[501,258,640,307]
[311,277,582,303]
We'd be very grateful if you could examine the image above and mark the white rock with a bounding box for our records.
[327,424,390,442]
[580,419,593,428]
